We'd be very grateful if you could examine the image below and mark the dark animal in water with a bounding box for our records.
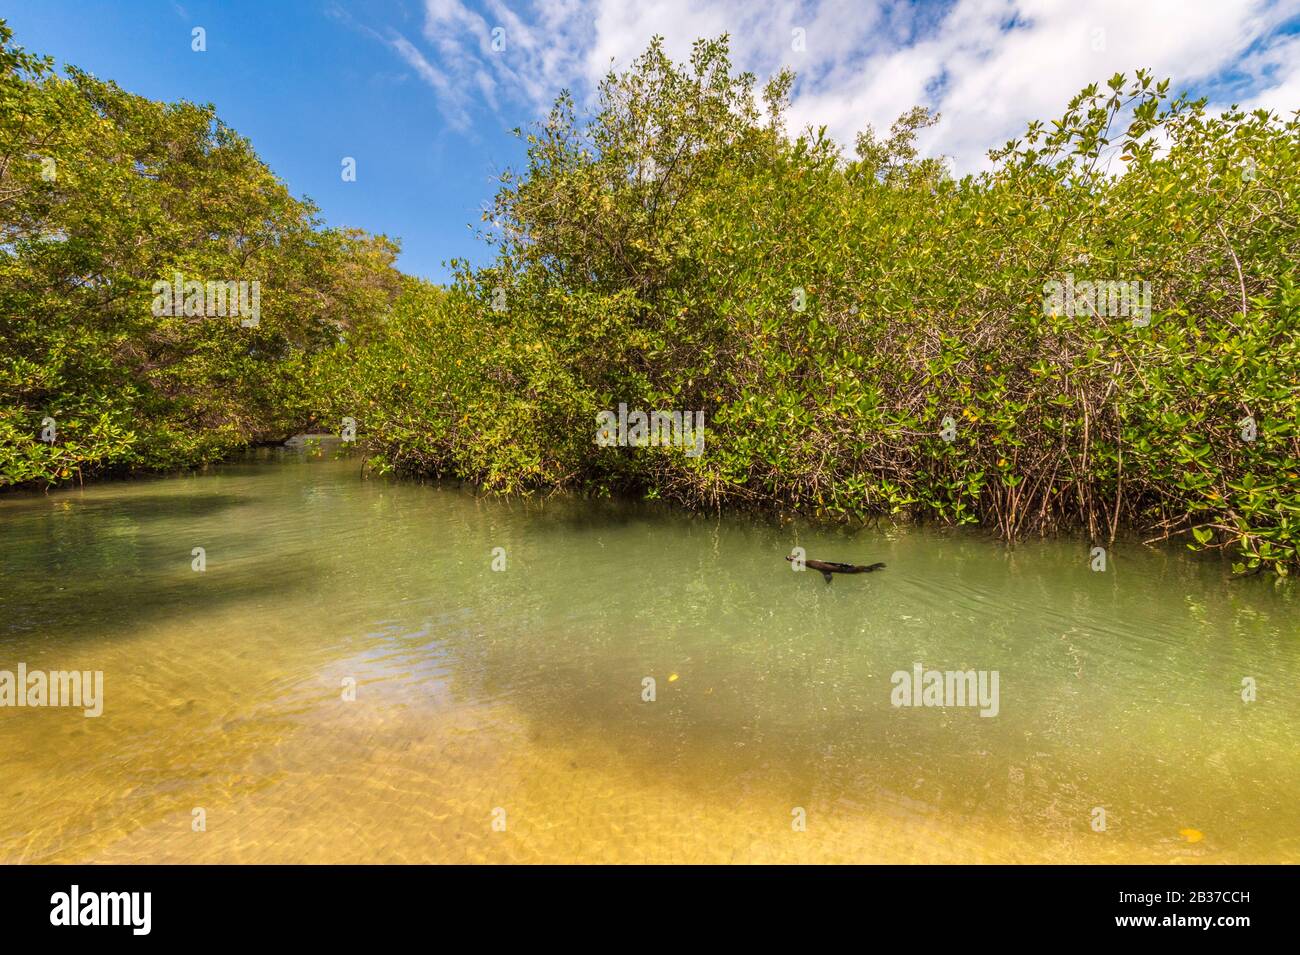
[787,555,886,584]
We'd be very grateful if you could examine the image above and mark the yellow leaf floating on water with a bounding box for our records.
[1179,828,1204,843]
[668,673,679,683]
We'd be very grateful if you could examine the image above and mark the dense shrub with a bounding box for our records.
[0,22,402,486]
[325,36,1298,574]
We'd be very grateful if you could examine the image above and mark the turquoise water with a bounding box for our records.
[0,451,1296,863]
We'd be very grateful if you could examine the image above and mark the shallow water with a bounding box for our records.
[0,451,1297,864]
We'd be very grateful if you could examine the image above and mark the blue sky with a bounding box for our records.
[2,0,524,281]
[4,0,1298,282]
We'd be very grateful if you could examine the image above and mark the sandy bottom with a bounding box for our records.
[50,689,1216,866]
[2,457,1295,865]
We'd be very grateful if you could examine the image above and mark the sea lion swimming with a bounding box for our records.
[787,555,886,584]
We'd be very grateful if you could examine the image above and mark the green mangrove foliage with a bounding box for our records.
[323,36,1298,574]
[0,22,401,486]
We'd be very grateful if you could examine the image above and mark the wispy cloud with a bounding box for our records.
[390,34,471,128]
[376,0,1300,168]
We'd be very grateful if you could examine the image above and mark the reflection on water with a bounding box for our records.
[0,452,1297,863]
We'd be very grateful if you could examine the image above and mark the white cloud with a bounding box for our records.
[1234,28,1300,116]
[380,0,1300,168]
[390,35,471,129]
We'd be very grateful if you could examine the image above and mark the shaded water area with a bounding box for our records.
[1,451,1297,864]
